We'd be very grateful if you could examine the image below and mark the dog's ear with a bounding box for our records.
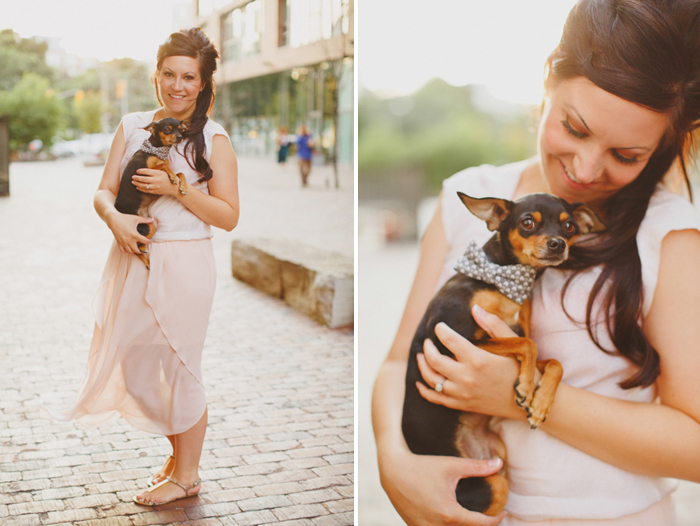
[571,203,606,234]
[142,122,158,134]
[458,192,513,231]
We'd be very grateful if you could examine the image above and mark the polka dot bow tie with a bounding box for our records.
[139,139,171,161]
[454,241,537,305]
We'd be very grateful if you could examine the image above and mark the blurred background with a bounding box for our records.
[0,0,354,174]
[358,1,700,524]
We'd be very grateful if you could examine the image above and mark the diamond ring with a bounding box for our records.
[435,378,446,393]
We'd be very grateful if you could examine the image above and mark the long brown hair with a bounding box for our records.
[155,27,220,182]
[550,0,700,389]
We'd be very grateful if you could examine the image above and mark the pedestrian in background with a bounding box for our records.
[42,28,239,507]
[296,124,314,186]
[276,126,291,167]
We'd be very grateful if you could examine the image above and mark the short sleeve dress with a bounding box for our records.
[42,109,230,436]
[439,160,700,524]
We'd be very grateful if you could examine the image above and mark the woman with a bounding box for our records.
[296,124,314,186]
[43,28,239,506]
[277,126,290,166]
[372,1,700,524]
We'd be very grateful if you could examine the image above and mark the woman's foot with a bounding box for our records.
[134,476,201,506]
[149,454,175,486]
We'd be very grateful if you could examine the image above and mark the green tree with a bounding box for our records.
[0,29,53,91]
[0,73,67,152]
[74,91,103,134]
[359,79,536,194]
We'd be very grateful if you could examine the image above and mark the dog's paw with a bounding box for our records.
[527,409,549,429]
[526,384,552,429]
[513,377,534,410]
[514,379,527,408]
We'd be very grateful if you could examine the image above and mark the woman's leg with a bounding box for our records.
[151,435,177,485]
[136,407,207,504]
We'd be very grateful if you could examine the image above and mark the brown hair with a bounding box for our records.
[550,0,700,388]
[155,27,220,182]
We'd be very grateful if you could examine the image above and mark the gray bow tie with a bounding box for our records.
[139,139,171,161]
[454,241,537,305]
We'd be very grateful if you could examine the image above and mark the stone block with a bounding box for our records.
[231,239,353,328]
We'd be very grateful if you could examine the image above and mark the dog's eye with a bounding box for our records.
[564,220,577,234]
[520,217,535,231]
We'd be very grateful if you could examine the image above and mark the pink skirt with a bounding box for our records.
[42,239,216,435]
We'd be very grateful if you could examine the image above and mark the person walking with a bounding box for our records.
[276,126,290,167]
[42,28,239,507]
[296,124,314,186]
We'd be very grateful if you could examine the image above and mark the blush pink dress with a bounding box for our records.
[42,110,229,436]
[438,160,700,524]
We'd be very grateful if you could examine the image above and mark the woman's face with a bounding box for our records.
[157,55,204,119]
[538,76,668,207]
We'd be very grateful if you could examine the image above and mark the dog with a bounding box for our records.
[114,117,188,269]
[401,192,605,516]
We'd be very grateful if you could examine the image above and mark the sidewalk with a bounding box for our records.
[0,156,354,526]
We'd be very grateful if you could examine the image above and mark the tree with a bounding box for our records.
[0,73,67,153]
[74,91,103,135]
[358,80,536,194]
[0,29,53,91]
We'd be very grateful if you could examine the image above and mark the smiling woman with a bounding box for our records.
[371,0,700,524]
[42,27,240,509]
[535,76,669,208]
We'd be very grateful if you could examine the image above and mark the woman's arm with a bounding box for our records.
[546,228,700,481]
[419,228,700,482]
[371,197,506,526]
[132,134,240,231]
[94,121,155,254]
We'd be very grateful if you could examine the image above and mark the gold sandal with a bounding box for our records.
[133,476,201,506]
[148,454,175,486]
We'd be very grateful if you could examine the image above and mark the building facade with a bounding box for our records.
[192,0,354,164]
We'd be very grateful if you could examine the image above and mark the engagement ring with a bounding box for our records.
[435,378,445,393]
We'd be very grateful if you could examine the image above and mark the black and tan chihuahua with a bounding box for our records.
[114,117,188,269]
[401,192,606,516]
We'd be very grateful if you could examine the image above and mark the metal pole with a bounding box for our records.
[0,116,9,197]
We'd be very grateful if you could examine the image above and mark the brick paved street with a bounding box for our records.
[0,156,354,526]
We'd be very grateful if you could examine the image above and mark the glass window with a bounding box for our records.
[199,0,233,16]
[221,0,263,61]
[198,0,214,17]
[284,0,349,48]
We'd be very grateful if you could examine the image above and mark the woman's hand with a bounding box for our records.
[416,306,530,420]
[380,448,507,526]
[132,168,180,198]
[105,209,154,255]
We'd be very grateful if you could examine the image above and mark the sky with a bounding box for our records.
[1,0,192,64]
[359,0,579,105]
[3,0,581,106]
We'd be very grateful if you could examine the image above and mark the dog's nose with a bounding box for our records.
[547,237,566,253]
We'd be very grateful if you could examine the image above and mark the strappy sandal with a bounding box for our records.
[148,454,175,486]
[133,476,202,506]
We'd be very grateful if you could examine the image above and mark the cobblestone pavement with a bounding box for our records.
[0,156,354,526]
[359,242,700,526]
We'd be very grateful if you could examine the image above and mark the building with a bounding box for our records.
[192,0,354,165]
